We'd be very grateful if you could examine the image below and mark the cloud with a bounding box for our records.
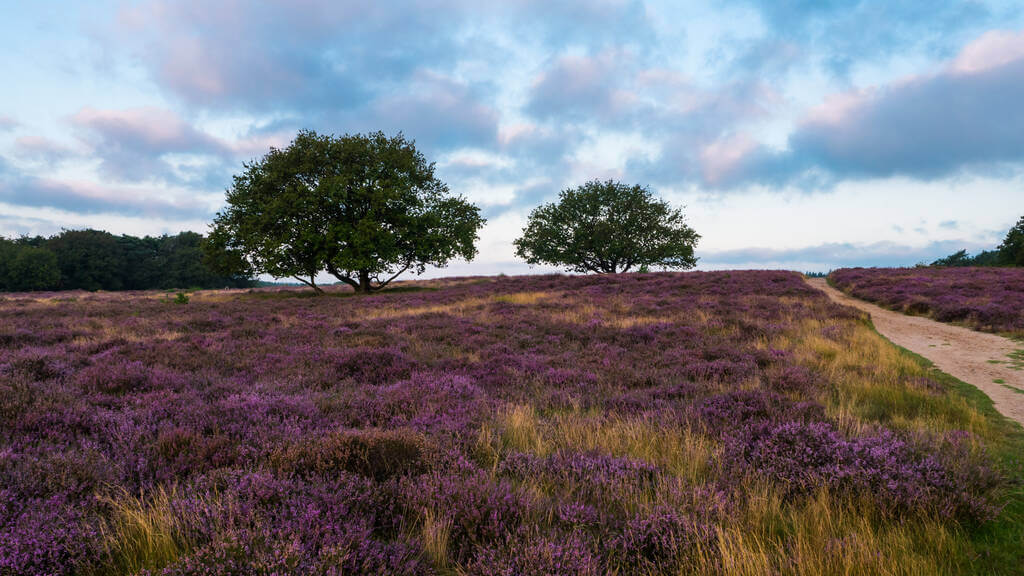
[527,50,642,122]
[0,155,213,219]
[13,136,77,165]
[0,177,214,219]
[790,59,1024,178]
[705,30,1024,188]
[0,213,62,239]
[951,29,1024,73]
[700,238,992,270]
[505,0,654,50]
[360,73,500,151]
[0,116,18,132]
[70,106,232,185]
[116,0,657,111]
[734,0,991,75]
[117,1,382,110]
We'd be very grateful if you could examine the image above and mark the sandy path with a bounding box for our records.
[806,278,1024,427]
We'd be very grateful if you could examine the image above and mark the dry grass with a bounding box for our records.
[419,509,453,571]
[781,319,995,439]
[97,487,197,575]
[495,404,718,485]
[705,485,965,576]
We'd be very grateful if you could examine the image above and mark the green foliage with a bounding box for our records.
[0,240,60,291]
[46,229,125,290]
[513,179,699,273]
[971,249,1004,267]
[0,230,252,292]
[932,216,1024,268]
[998,215,1024,266]
[174,292,190,304]
[9,246,60,291]
[931,249,974,267]
[208,129,485,293]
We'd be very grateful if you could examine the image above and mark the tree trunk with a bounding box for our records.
[358,270,372,293]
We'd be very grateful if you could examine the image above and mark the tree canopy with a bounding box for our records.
[0,230,251,292]
[513,179,699,274]
[207,130,484,293]
[998,215,1024,266]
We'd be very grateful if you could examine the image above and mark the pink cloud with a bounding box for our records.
[71,107,224,153]
[950,29,1024,75]
[14,136,76,164]
[699,134,760,186]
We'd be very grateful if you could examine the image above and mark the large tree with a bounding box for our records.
[514,179,699,273]
[207,130,484,293]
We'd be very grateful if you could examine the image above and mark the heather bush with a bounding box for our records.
[333,346,415,385]
[401,469,530,563]
[270,428,435,481]
[74,357,152,395]
[610,506,716,573]
[726,420,1002,522]
[464,533,601,576]
[0,491,101,575]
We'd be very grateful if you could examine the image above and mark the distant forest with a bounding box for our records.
[930,215,1024,268]
[0,229,253,292]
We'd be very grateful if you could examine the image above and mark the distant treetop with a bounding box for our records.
[513,179,699,274]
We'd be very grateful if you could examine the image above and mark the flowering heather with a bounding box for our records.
[0,271,1021,574]
[829,267,1024,337]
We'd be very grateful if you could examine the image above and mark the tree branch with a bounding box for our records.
[325,263,360,290]
[292,275,324,294]
[370,262,412,291]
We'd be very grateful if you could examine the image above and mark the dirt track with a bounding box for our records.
[807,278,1024,427]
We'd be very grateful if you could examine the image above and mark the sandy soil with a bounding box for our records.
[807,278,1024,427]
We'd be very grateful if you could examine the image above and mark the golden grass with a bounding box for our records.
[350,291,554,322]
[704,485,965,576]
[780,318,995,439]
[97,486,195,575]
[495,403,718,486]
[419,509,453,571]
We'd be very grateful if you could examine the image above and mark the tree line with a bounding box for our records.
[0,230,252,292]
[931,217,1024,267]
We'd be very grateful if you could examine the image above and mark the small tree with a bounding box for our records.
[207,130,485,293]
[514,179,699,273]
[998,215,1024,266]
[931,249,973,267]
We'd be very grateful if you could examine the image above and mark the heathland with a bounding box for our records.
[1,271,1022,575]
[829,267,1024,339]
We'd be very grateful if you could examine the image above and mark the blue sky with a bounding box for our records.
[1,0,1023,274]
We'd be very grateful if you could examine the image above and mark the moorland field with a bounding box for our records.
[1,271,1022,575]
[829,267,1024,339]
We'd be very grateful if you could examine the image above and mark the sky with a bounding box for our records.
[1,0,1023,276]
